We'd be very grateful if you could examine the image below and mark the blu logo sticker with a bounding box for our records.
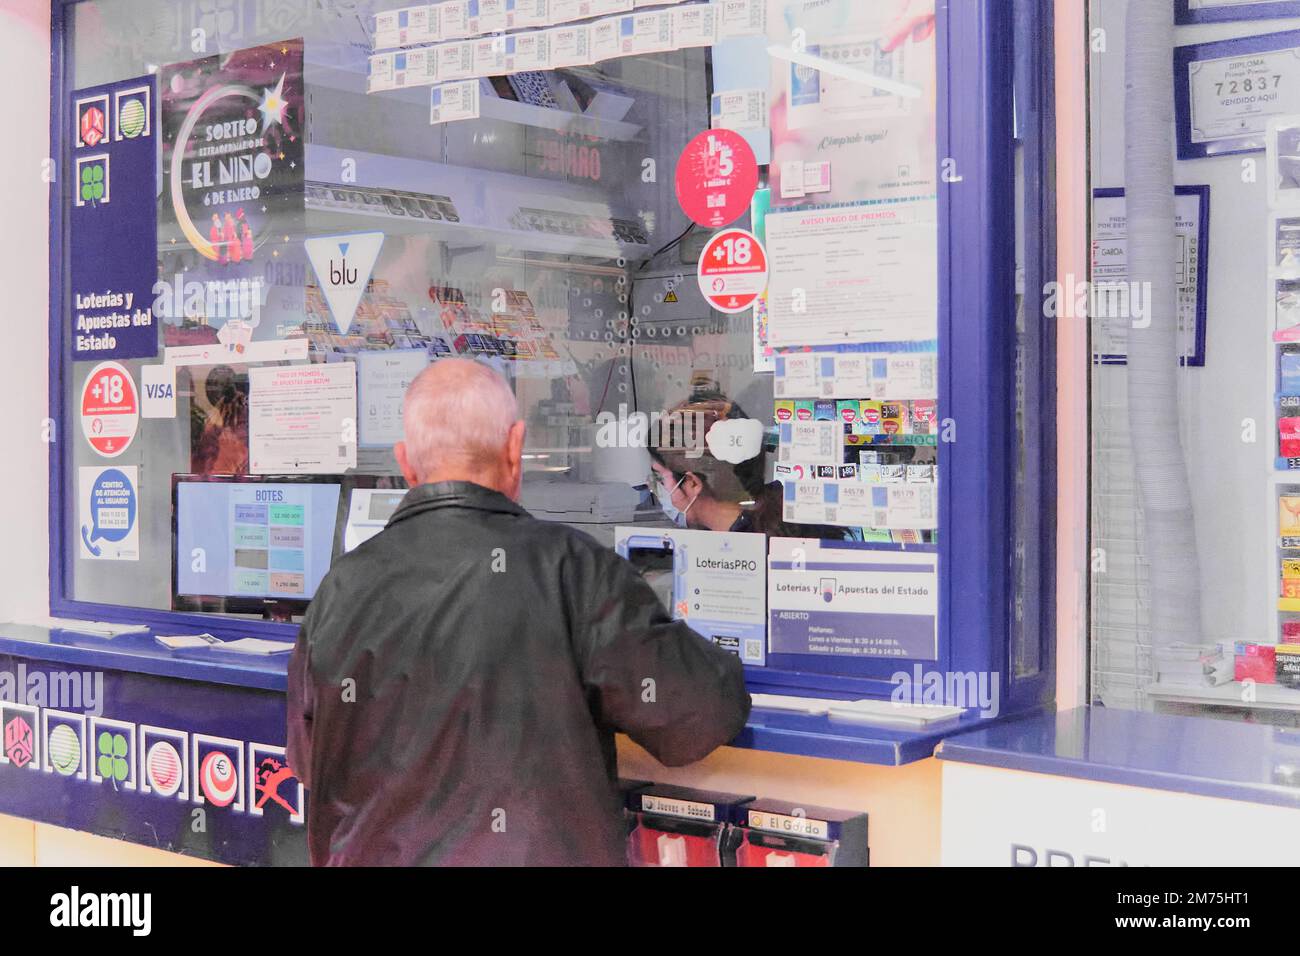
[305,232,385,334]
[79,466,139,561]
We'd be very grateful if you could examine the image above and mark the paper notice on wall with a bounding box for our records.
[765,200,938,348]
[357,349,428,447]
[249,363,357,474]
[768,538,938,661]
[1090,187,1208,364]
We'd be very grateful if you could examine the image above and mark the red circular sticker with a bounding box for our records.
[80,361,139,458]
[698,228,769,314]
[675,129,758,228]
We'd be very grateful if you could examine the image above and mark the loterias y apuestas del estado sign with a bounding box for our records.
[69,74,159,360]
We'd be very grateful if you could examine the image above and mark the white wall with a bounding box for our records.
[1089,0,1299,656]
[0,1,51,622]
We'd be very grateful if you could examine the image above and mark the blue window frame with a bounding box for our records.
[47,0,1057,724]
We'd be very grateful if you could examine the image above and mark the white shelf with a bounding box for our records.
[1146,680,1300,712]
[479,95,642,142]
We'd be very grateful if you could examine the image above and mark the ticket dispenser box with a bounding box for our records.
[618,778,653,839]
[626,784,755,867]
[731,800,870,868]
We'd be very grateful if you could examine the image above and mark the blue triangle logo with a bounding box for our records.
[338,242,350,255]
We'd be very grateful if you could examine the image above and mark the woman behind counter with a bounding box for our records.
[647,393,847,541]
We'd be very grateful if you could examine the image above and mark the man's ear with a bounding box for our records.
[504,420,527,500]
[394,441,420,487]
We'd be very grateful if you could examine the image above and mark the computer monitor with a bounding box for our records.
[171,474,345,619]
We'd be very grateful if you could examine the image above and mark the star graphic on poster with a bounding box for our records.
[258,73,288,132]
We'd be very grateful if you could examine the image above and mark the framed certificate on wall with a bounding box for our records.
[1176,0,1300,25]
[1091,186,1211,367]
[1175,30,1300,159]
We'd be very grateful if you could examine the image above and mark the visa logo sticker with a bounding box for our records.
[140,364,176,419]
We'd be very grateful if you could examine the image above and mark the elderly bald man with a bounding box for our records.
[288,359,750,866]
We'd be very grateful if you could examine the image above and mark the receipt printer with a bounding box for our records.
[625,784,754,867]
[730,800,870,867]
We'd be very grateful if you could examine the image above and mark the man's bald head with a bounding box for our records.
[394,359,527,499]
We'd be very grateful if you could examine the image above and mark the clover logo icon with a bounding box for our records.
[97,731,128,784]
[80,162,106,204]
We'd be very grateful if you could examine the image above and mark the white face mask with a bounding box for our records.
[656,473,697,528]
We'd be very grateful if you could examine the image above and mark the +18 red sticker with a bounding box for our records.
[80,361,139,458]
[697,228,769,314]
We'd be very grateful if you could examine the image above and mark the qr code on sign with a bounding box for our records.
[824,507,837,523]
[744,639,762,661]
[921,358,936,391]
[918,491,934,520]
